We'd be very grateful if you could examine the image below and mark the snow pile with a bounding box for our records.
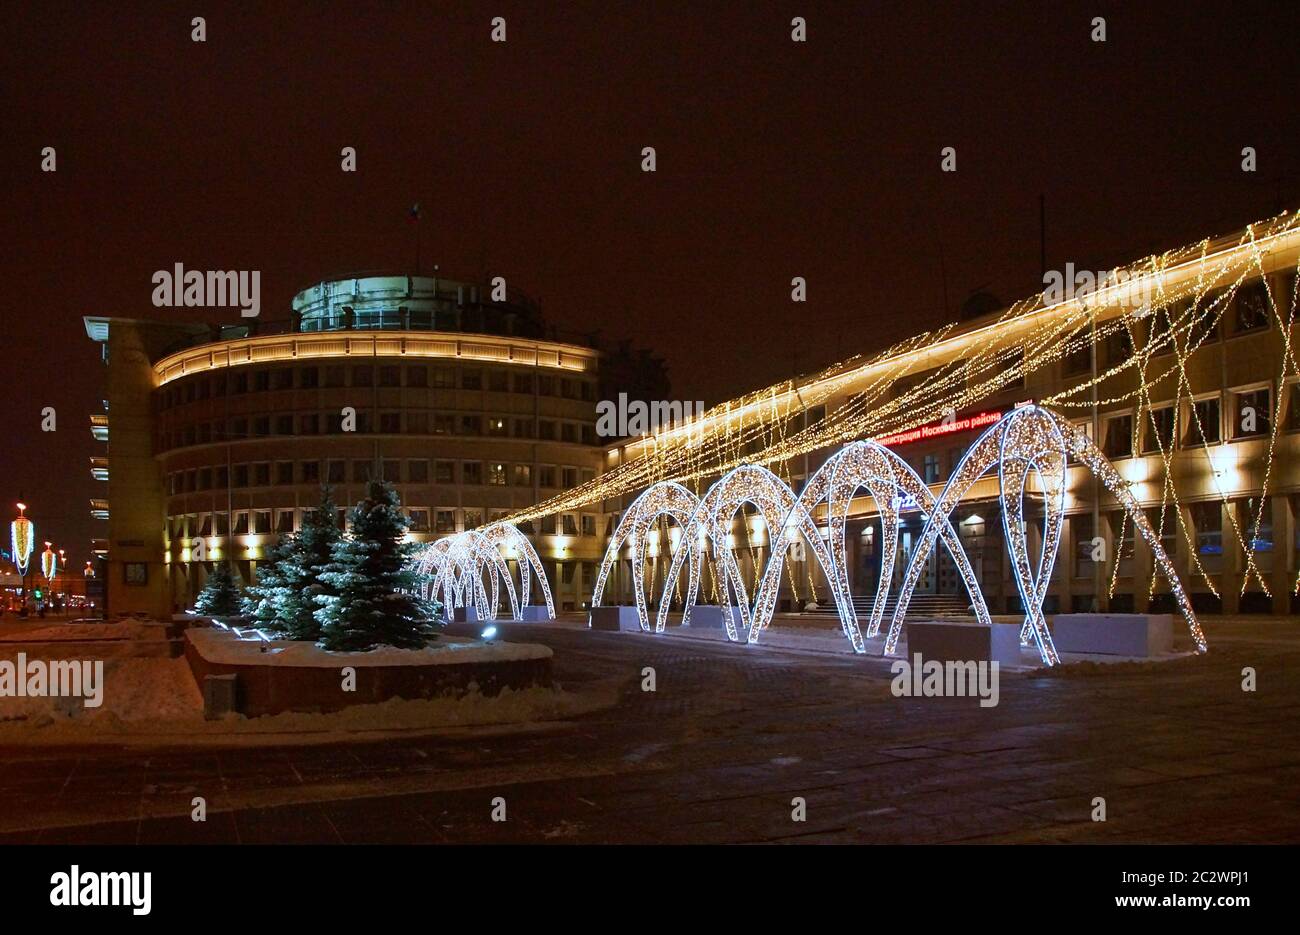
[0,621,159,642]
[0,654,611,746]
[189,628,552,667]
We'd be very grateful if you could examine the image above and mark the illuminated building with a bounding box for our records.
[84,274,607,617]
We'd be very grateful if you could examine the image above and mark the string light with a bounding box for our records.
[411,522,555,621]
[40,541,57,582]
[10,503,34,576]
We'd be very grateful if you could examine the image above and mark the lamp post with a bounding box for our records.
[11,502,34,611]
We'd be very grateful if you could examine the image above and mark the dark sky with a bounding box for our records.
[2,1,1297,565]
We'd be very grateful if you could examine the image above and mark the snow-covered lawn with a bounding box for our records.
[190,628,551,666]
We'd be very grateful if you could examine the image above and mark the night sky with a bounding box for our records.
[2,1,1297,565]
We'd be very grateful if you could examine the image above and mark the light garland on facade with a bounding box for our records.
[501,213,1300,613]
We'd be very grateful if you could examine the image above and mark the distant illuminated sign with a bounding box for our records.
[875,410,1003,448]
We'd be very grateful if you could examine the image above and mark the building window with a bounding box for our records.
[538,375,556,396]
[1143,406,1175,454]
[435,460,455,484]
[432,368,455,389]
[922,454,941,484]
[353,461,372,483]
[538,420,557,440]
[407,508,430,532]
[488,370,509,392]
[233,512,249,535]
[407,411,428,434]
[539,466,557,488]
[582,514,597,537]
[561,422,578,443]
[513,464,532,487]
[327,459,346,484]
[514,373,534,394]
[408,460,429,483]
[1231,387,1270,440]
[353,366,373,387]
[562,467,579,488]
[275,414,293,435]
[324,365,345,387]
[299,367,319,389]
[276,461,294,485]
[382,460,400,482]
[301,461,320,483]
[487,463,507,486]
[276,510,295,534]
[461,415,482,436]
[434,414,454,435]
[1184,396,1221,446]
[254,462,271,486]
[461,370,483,390]
[379,412,401,433]
[253,510,272,534]
[1238,496,1273,555]
[1233,281,1271,333]
[1190,502,1222,566]
[463,509,483,530]
[1102,414,1132,459]
[541,515,556,535]
[514,418,534,438]
[233,464,250,488]
[462,462,483,485]
[435,510,456,533]
[378,366,400,387]
[486,416,508,437]
[1103,329,1133,368]
[272,368,293,390]
[1107,510,1134,576]
[300,413,320,435]
[253,370,270,392]
[406,366,427,388]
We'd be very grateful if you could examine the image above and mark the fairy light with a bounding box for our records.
[40,541,57,582]
[10,503,34,576]
[410,523,555,621]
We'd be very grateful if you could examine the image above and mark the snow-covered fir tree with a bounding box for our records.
[315,479,439,651]
[241,486,344,640]
[241,534,297,628]
[193,561,242,616]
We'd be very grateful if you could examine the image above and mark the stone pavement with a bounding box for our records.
[0,616,1297,843]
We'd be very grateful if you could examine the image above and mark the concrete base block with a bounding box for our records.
[904,620,1022,667]
[686,605,741,629]
[517,605,553,622]
[451,606,479,623]
[203,673,238,719]
[588,606,645,632]
[1051,613,1173,657]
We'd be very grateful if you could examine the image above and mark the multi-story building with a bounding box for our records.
[85,274,608,617]
[602,216,1300,618]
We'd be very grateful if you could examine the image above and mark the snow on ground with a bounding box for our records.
[0,652,613,747]
[190,628,551,666]
[0,620,160,642]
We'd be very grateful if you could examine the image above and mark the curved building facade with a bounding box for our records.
[86,274,608,617]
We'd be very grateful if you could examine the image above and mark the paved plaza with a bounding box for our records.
[1,617,1297,844]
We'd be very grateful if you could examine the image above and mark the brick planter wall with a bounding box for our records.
[184,630,553,718]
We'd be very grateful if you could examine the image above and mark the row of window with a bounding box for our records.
[159,365,597,409]
[166,460,597,494]
[168,507,603,538]
[1098,384,1290,460]
[159,411,599,450]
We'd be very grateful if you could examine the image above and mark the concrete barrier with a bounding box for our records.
[517,606,553,622]
[904,619,1023,667]
[588,606,644,631]
[686,605,741,629]
[1050,613,1173,657]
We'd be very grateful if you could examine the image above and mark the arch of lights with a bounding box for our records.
[592,405,1206,666]
[409,522,555,621]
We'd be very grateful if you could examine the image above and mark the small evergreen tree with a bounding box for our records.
[240,487,344,640]
[241,535,297,628]
[315,479,439,651]
[193,561,242,616]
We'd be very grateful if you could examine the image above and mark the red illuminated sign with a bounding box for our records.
[875,410,1003,447]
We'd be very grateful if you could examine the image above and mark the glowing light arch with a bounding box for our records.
[591,481,703,633]
[409,522,555,621]
[883,405,1205,665]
